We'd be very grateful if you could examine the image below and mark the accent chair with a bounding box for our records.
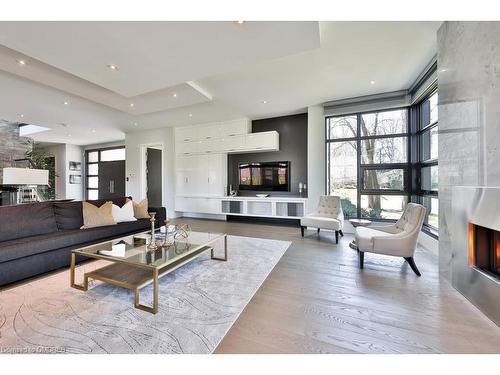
[300,195,344,244]
[354,202,426,276]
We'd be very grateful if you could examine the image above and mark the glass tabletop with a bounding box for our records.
[73,230,225,269]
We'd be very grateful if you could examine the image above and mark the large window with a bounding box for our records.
[326,108,409,220]
[415,90,439,231]
[325,90,439,235]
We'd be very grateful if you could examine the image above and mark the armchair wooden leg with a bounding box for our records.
[404,257,421,276]
[359,251,364,269]
[335,231,339,244]
[317,228,320,234]
[339,230,344,237]
[301,226,305,237]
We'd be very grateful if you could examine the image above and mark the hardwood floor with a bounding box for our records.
[172,218,500,354]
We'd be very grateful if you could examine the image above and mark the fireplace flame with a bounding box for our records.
[468,223,475,266]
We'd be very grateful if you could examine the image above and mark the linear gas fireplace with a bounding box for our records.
[469,224,500,279]
[452,187,500,326]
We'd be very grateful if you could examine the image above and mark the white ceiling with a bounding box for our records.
[0,21,441,146]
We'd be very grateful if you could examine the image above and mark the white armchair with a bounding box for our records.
[354,203,426,276]
[300,196,344,244]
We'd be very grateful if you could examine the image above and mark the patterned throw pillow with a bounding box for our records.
[80,201,117,229]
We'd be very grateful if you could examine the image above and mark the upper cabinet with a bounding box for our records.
[244,131,279,151]
[175,119,279,155]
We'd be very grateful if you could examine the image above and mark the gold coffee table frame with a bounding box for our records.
[70,232,227,314]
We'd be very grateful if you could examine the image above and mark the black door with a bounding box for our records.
[98,160,126,200]
[146,148,162,207]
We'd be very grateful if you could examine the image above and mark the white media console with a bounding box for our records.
[174,118,307,220]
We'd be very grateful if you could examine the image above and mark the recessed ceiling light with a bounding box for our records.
[19,114,24,118]
[439,68,448,73]
[91,129,96,133]
[63,101,69,105]
[261,100,268,104]
[17,59,27,66]
[134,122,138,126]
[172,93,177,98]
[130,103,134,108]
[234,21,245,25]
[67,134,72,137]
[188,113,193,117]
[107,64,119,71]
[370,80,376,85]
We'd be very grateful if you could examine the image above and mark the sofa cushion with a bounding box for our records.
[129,198,150,219]
[81,201,116,229]
[0,202,57,242]
[112,201,137,223]
[54,201,83,230]
[0,219,151,263]
[300,215,341,230]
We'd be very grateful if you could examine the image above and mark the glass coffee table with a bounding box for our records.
[70,230,227,314]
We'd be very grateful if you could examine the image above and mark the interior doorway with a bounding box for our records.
[145,146,163,207]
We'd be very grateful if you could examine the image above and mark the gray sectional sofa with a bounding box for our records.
[0,197,165,286]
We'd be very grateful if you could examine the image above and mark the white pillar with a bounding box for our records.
[307,105,325,213]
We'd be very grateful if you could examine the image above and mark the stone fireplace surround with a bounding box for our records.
[452,186,500,325]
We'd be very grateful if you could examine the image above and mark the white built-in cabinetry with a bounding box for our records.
[176,153,227,197]
[175,118,279,156]
[175,118,294,217]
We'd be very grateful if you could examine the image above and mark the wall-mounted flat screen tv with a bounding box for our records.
[238,161,289,191]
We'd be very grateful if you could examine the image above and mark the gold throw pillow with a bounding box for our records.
[129,198,150,219]
[80,201,117,229]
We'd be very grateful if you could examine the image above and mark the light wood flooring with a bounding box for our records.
[172,218,500,354]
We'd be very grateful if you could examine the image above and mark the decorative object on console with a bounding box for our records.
[161,219,174,247]
[129,198,150,219]
[300,195,345,244]
[147,212,158,250]
[354,203,426,276]
[173,224,192,240]
[229,184,238,197]
[111,200,137,223]
[80,201,116,229]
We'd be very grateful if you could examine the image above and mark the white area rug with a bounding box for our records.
[0,235,290,354]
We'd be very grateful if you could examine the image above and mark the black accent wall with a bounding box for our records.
[227,113,308,197]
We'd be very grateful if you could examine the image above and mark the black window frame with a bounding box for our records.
[326,107,411,221]
[325,89,439,238]
[85,146,125,200]
[413,88,439,236]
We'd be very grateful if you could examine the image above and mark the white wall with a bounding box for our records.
[65,144,84,201]
[43,143,84,200]
[307,105,325,213]
[43,144,66,200]
[125,127,177,218]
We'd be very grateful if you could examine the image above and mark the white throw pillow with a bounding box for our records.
[112,201,137,223]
